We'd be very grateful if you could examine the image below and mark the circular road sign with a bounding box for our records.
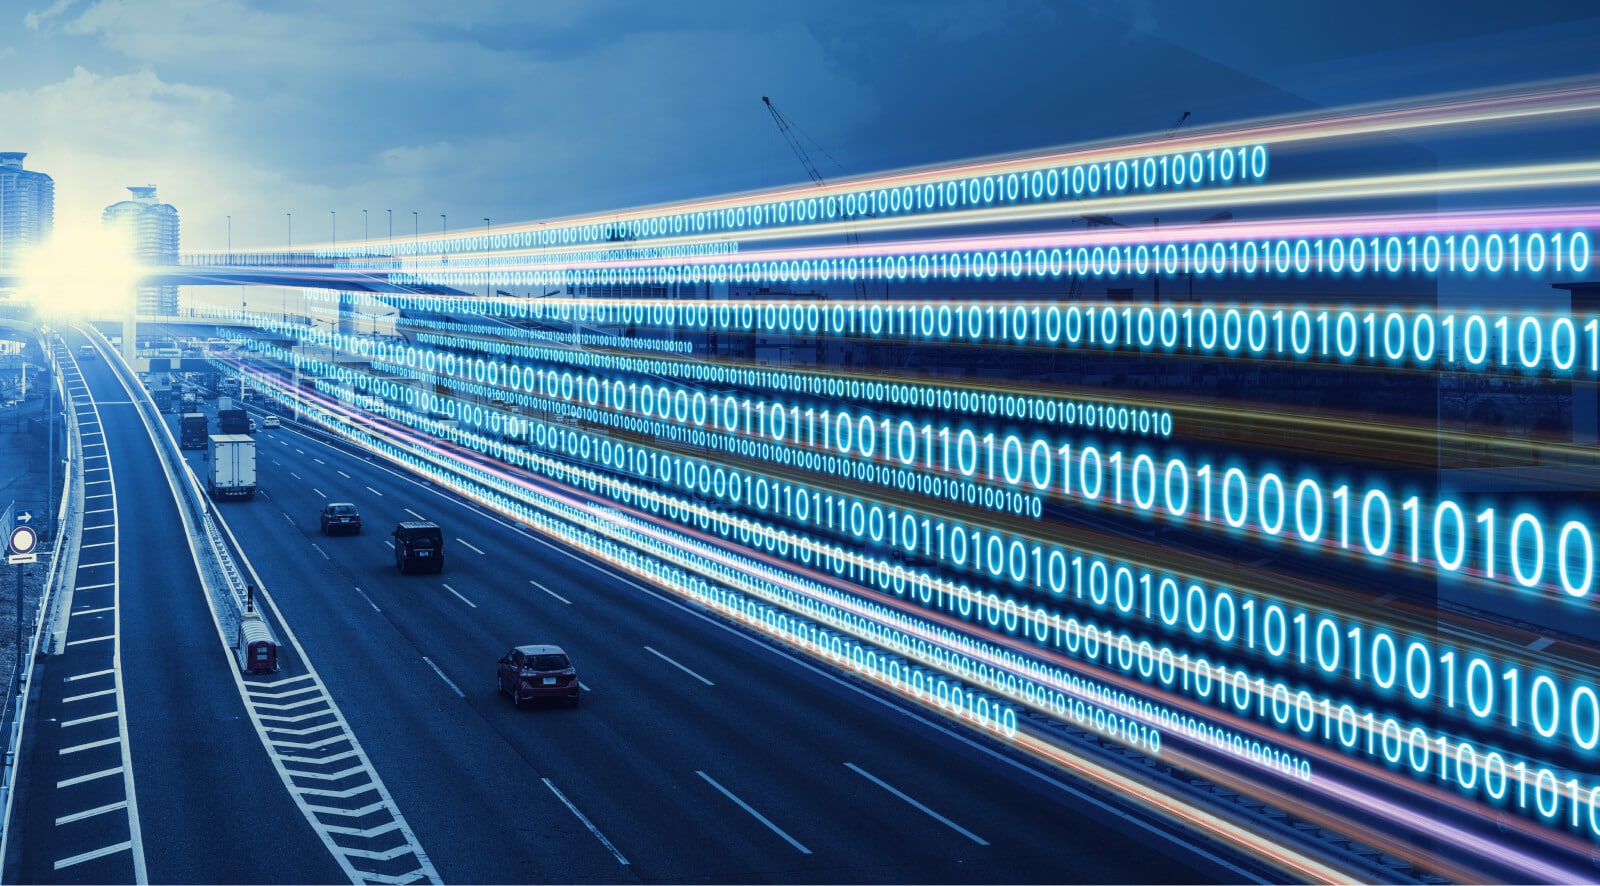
[9,525,37,556]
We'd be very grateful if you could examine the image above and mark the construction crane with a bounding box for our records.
[762,96,868,300]
[1166,110,1191,137]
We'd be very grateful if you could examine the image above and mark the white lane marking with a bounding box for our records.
[508,523,1262,881]
[72,607,113,617]
[643,645,714,686]
[84,495,112,500]
[337,470,351,479]
[64,669,114,683]
[290,472,302,480]
[53,841,133,870]
[62,688,116,704]
[440,583,477,609]
[530,580,570,605]
[404,508,425,521]
[279,439,288,445]
[367,486,384,497]
[421,657,465,699]
[77,561,115,570]
[311,544,330,561]
[541,778,629,866]
[456,538,485,556]
[282,513,296,526]
[56,800,128,826]
[352,587,381,613]
[313,488,326,499]
[83,480,111,486]
[383,540,394,549]
[295,448,304,454]
[73,583,114,591]
[844,762,988,845]
[695,770,810,854]
[65,635,114,647]
[59,737,120,756]
[56,767,122,788]
[578,681,590,692]
[60,711,118,728]
[84,508,113,515]
[313,458,325,465]
[79,541,115,549]
[273,459,281,466]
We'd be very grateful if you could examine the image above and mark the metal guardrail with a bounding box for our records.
[84,326,276,649]
[0,334,78,872]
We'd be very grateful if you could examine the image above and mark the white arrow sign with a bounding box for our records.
[14,511,31,525]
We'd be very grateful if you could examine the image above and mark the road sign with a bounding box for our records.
[14,511,31,525]
[6,553,35,565]
[8,524,37,556]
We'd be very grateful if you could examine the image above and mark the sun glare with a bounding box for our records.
[18,222,142,319]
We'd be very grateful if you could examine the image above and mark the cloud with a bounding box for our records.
[23,0,80,30]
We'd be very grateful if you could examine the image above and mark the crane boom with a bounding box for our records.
[762,96,867,299]
[763,97,826,187]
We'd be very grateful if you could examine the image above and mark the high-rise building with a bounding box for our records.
[0,152,55,270]
[102,185,180,316]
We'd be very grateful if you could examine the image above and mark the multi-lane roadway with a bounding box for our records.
[9,332,1250,883]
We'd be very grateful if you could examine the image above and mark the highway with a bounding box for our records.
[166,396,1246,883]
[10,334,346,884]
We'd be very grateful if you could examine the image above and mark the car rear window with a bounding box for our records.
[329,505,357,515]
[528,654,570,670]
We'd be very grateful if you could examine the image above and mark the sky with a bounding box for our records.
[3,0,1600,254]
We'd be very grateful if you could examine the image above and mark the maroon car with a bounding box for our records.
[497,645,580,707]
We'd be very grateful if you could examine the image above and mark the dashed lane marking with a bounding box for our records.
[542,779,628,866]
[529,580,571,605]
[440,584,477,609]
[844,762,988,845]
[644,645,714,686]
[695,770,810,854]
[421,657,464,699]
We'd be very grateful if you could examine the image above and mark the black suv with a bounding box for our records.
[320,502,361,535]
[393,521,444,574]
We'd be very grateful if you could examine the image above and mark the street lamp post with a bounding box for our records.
[331,210,337,249]
[387,209,393,241]
[484,218,491,299]
[285,212,292,321]
[363,209,368,247]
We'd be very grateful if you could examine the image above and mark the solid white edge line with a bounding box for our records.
[420,657,465,699]
[695,770,811,854]
[642,645,715,686]
[455,538,485,556]
[541,778,629,865]
[844,762,988,845]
